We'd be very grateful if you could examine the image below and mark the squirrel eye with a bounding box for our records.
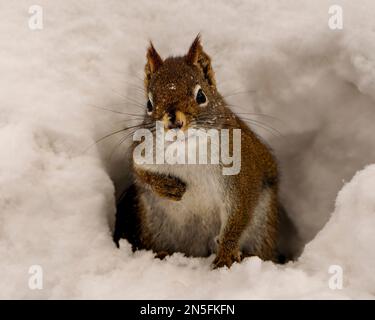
[194,85,208,107]
[147,92,153,115]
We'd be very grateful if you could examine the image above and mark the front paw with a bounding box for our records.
[155,251,169,260]
[213,249,242,269]
[154,179,186,201]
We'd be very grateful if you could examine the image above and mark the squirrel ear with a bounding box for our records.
[186,35,216,87]
[145,42,163,87]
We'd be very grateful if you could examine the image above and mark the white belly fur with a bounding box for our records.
[136,163,273,258]
[138,163,226,256]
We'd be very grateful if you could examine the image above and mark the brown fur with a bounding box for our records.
[115,35,281,268]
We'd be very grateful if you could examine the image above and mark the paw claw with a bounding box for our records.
[212,250,242,269]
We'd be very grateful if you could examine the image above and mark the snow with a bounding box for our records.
[1,0,375,299]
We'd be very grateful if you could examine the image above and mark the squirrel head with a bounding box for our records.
[144,35,224,131]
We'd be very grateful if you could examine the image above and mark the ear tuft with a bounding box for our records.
[185,34,216,87]
[145,42,163,88]
[186,34,202,65]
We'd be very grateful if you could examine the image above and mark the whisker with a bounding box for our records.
[100,102,145,112]
[111,89,146,108]
[222,89,257,98]
[83,128,128,154]
[115,70,145,84]
[197,110,282,129]
[227,108,283,123]
[241,121,281,137]
[200,107,283,123]
[109,124,157,160]
[236,117,283,137]
[193,119,279,138]
[112,118,144,125]
[117,79,145,94]
[87,103,145,118]
[108,133,132,161]
[108,129,140,160]
[194,113,283,137]
[83,122,154,154]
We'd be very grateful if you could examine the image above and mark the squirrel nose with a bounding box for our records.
[163,110,186,130]
[168,111,183,129]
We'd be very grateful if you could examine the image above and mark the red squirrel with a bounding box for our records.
[114,36,284,268]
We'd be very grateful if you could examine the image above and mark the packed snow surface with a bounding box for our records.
[1,0,375,299]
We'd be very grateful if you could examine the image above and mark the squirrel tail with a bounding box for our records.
[275,204,303,263]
